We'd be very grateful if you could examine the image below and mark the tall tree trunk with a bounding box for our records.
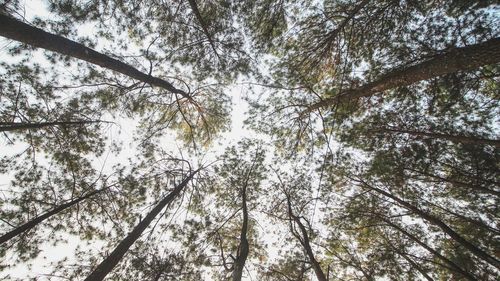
[382,219,475,281]
[186,0,220,61]
[306,37,500,112]
[406,167,500,197]
[376,127,500,148]
[231,179,249,281]
[0,120,102,132]
[285,194,328,281]
[0,188,105,245]
[231,159,259,281]
[84,170,198,281]
[358,180,500,269]
[294,216,328,281]
[0,14,189,99]
[397,252,434,281]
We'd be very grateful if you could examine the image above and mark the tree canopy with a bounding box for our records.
[0,0,499,280]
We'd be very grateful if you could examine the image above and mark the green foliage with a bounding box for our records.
[0,0,499,280]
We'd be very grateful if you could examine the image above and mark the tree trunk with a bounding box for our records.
[397,252,434,281]
[376,127,500,148]
[360,180,500,269]
[0,188,104,245]
[186,0,220,60]
[285,194,328,281]
[294,216,328,281]
[231,159,259,281]
[383,219,475,281]
[406,167,500,197]
[84,170,198,281]
[0,120,101,132]
[0,14,189,99]
[231,180,249,281]
[306,37,500,112]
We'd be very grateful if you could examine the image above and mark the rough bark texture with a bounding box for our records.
[361,181,500,270]
[0,120,101,132]
[0,188,104,245]
[84,170,198,281]
[306,37,500,112]
[0,14,189,99]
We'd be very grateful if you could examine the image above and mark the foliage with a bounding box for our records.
[0,0,499,280]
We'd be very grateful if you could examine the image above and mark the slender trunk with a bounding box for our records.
[84,170,198,281]
[186,0,220,60]
[0,14,189,99]
[0,120,101,132]
[231,180,249,281]
[397,252,434,281]
[231,160,259,281]
[406,167,500,197]
[293,216,328,281]
[0,188,104,244]
[285,194,327,281]
[383,219,475,281]
[360,180,500,269]
[306,37,500,112]
[377,127,500,148]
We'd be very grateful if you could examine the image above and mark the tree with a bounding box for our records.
[84,168,199,281]
[0,186,106,245]
[1,0,499,280]
[0,13,189,98]
[305,37,500,113]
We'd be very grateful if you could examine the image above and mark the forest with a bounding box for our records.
[0,0,499,280]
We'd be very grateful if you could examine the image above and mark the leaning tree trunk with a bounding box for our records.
[0,188,105,245]
[359,180,500,270]
[293,215,328,281]
[376,127,500,148]
[186,0,220,60]
[406,167,500,197]
[382,218,476,281]
[397,251,434,281]
[0,14,189,99]
[84,170,198,281]
[285,193,328,281]
[306,37,500,112]
[0,120,102,132]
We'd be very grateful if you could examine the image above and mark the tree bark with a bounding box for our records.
[84,170,198,281]
[231,178,249,281]
[306,37,500,113]
[397,252,434,281]
[383,219,475,281]
[406,167,500,197]
[285,194,328,281]
[0,120,102,132]
[376,127,500,148]
[231,159,259,281]
[0,14,189,99]
[0,188,105,245]
[359,180,500,269]
[186,0,220,61]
